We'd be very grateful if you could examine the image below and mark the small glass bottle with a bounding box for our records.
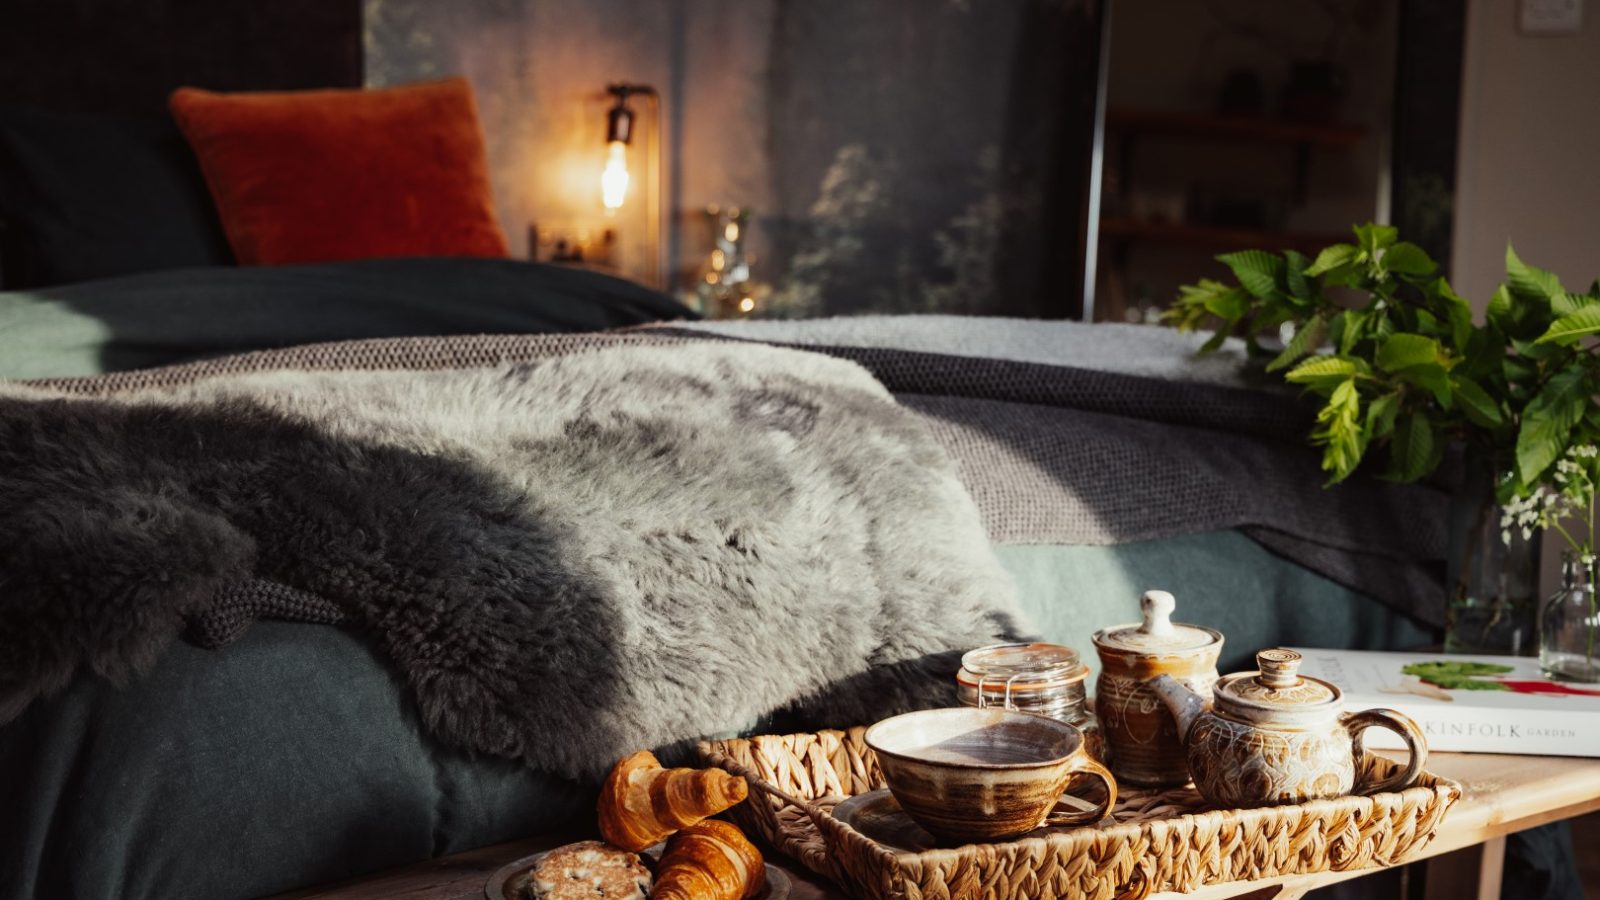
[956,642,1105,762]
[1540,554,1600,684]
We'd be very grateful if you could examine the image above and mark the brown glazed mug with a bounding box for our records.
[864,707,1117,843]
[1092,590,1223,787]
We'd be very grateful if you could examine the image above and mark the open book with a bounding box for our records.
[1291,648,1600,757]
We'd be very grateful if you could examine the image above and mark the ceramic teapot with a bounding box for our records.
[1149,648,1428,806]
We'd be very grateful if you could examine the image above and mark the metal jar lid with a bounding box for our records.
[956,642,1089,694]
[1092,590,1223,655]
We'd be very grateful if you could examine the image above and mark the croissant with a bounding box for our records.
[652,820,765,900]
[596,751,749,852]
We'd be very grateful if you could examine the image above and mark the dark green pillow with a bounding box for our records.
[0,106,233,288]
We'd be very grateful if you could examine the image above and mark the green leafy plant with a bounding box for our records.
[1168,224,1600,500]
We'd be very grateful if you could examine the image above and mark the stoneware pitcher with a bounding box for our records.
[1092,589,1223,787]
[1149,648,1429,806]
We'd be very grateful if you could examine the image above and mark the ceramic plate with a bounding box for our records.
[485,841,791,900]
[831,788,1109,853]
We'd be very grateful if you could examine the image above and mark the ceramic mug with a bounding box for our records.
[864,707,1117,843]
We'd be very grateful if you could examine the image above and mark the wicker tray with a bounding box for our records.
[699,727,1460,900]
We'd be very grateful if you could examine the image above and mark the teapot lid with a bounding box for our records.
[1093,590,1222,654]
[1214,649,1340,713]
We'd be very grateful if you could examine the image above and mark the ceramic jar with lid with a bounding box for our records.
[1091,589,1223,786]
[956,642,1105,761]
[1150,648,1429,805]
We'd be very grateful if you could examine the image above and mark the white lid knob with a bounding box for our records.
[1140,590,1176,636]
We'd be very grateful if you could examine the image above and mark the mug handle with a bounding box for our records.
[1042,753,1118,827]
[1343,707,1428,795]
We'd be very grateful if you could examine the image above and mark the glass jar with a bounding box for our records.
[1445,449,1539,655]
[956,642,1105,762]
[1540,554,1600,683]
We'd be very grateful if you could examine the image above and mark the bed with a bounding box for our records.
[0,264,1443,899]
[0,11,1453,899]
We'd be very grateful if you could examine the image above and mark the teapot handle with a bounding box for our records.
[1343,708,1428,795]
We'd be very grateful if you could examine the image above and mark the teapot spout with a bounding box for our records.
[1148,674,1206,739]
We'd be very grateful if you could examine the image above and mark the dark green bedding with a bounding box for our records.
[0,532,1430,900]
[0,258,693,379]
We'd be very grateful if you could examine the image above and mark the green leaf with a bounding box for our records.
[1397,362,1453,407]
[1283,249,1313,300]
[1203,286,1249,321]
[1486,284,1514,331]
[1170,278,1235,332]
[1413,308,1444,336]
[1456,327,1506,382]
[1199,329,1229,352]
[1385,412,1437,482]
[1216,250,1285,300]
[1353,223,1399,255]
[1402,660,1513,690]
[1337,308,1371,355]
[1506,244,1564,303]
[1314,378,1365,484]
[1382,242,1436,276]
[1553,291,1598,317]
[1266,313,1329,372]
[1511,337,1563,360]
[1503,352,1539,386]
[1424,277,1475,350]
[1365,391,1402,439]
[1516,367,1592,484]
[1376,333,1441,372]
[1285,355,1364,394]
[1452,376,1506,429]
[1535,304,1600,345]
[1305,243,1360,277]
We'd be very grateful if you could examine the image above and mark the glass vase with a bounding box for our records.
[1444,450,1540,655]
[1540,555,1600,683]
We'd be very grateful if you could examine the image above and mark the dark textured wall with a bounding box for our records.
[0,0,361,117]
[367,0,1103,318]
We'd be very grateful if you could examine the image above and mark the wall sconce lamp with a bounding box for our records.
[600,82,662,287]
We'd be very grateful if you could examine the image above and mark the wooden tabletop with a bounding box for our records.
[270,751,1600,900]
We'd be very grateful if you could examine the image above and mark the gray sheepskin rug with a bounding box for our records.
[0,343,1024,778]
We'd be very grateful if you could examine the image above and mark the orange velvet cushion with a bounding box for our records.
[170,78,508,265]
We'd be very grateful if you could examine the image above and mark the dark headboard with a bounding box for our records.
[0,0,362,117]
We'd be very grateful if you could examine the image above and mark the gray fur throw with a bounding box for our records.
[0,343,1024,778]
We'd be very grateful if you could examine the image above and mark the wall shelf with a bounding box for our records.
[1098,219,1349,253]
[1103,108,1368,147]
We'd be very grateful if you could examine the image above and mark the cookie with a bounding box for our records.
[528,840,652,900]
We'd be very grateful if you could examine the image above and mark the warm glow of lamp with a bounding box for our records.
[598,82,662,287]
[601,140,630,212]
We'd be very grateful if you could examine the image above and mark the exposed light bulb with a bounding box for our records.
[601,141,630,211]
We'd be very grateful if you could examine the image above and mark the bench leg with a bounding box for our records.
[1424,835,1507,900]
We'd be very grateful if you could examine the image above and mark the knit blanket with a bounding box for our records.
[0,343,1024,779]
[22,318,1450,625]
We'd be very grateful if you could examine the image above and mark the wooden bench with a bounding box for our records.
[272,751,1600,900]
